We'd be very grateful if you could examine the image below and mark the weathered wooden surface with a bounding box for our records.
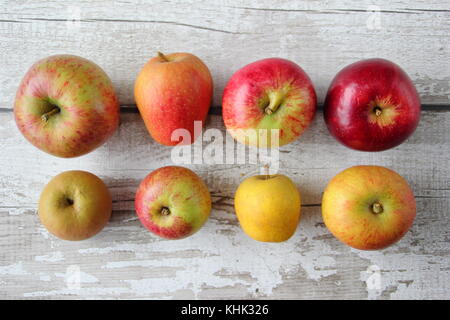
[0,111,449,299]
[0,0,449,108]
[0,0,449,299]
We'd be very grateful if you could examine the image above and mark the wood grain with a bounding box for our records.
[0,0,449,110]
[0,110,449,299]
[0,0,449,300]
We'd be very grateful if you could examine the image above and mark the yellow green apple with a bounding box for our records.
[39,170,112,240]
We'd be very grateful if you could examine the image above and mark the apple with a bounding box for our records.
[234,174,301,242]
[322,165,416,250]
[323,58,421,151]
[222,58,316,148]
[39,170,112,241]
[134,52,213,146]
[135,166,211,239]
[14,54,120,158]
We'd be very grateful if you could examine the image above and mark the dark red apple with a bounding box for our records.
[323,58,421,151]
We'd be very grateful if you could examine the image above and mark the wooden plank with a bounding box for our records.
[0,110,449,299]
[0,0,449,109]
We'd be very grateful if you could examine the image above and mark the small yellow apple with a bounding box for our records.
[234,174,301,242]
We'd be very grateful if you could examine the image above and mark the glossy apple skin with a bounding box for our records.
[135,166,212,239]
[134,52,213,146]
[14,55,120,158]
[222,58,316,147]
[39,170,112,241]
[324,58,421,151]
[322,165,416,250]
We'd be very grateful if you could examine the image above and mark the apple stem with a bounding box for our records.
[160,207,170,216]
[41,107,60,122]
[157,51,169,62]
[372,202,383,214]
[264,91,284,115]
[264,163,270,179]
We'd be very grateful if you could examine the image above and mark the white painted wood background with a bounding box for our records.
[0,0,449,299]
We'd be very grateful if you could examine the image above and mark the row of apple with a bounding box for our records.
[14,53,420,250]
[39,163,415,250]
[15,53,420,155]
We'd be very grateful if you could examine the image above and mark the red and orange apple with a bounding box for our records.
[222,58,317,148]
[134,52,213,146]
[324,58,421,151]
[135,166,212,239]
[322,165,416,250]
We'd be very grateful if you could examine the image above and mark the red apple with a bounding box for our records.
[323,58,421,151]
[322,165,416,250]
[14,55,120,158]
[222,58,317,147]
[134,52,213,146]
[135,166,211,239]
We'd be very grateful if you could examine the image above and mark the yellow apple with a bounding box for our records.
[322,165,416,250]
[234,174,301,242]
[39,170,112,241]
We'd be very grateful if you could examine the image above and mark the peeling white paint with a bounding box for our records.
[122,216,139,223]
[23,287,128,298]
[39,274,51,282]
[0,262,29,276]
[35,251,64,262]
[55,271,99,284]
[82,210,340,297]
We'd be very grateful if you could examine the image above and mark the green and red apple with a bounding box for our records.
[39,170,112,241]
[322,165,416,250]
[135,166,212,239]
[14,54,120,158]
[134,52,213,146]
[222,58,317,148]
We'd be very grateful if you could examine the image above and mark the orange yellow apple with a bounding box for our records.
[322,165,416,250]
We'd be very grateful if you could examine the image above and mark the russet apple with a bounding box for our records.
[324,58,421,151]
[14,54,120,158]
[39,170,112,241]
[322,165,416,250]
[134,52,213,146]
[234,174,301,242]
[135,166,211,239]
[222,58,317,148]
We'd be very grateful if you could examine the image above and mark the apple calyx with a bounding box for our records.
[160,207,171,215]
[41,107,60,122]
[264,91,284,115]
[373,106,383,116]
[371,202,384,214]
[157,51,169,63]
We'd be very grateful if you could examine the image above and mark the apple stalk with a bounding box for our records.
[41,107,60,122]
[265,91,284,115]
